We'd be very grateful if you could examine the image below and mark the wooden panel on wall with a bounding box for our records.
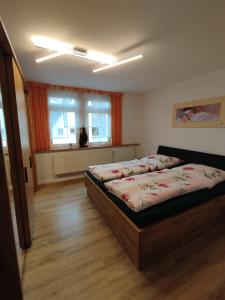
[26,89,38,191]
[12,59,34,235]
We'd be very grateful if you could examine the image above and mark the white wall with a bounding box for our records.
[122,93,142,144]
[139,68,225,156]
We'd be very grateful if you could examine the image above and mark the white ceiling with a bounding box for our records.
[1,0,225,94]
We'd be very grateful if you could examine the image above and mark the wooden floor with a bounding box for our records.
[23,180,225,300]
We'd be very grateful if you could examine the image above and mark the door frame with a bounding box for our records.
[0,20,32,248]
[0,123,23,300]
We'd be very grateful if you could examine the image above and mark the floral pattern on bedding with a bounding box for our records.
[173,164,225,188]
[104,164,225,212]
[88,154,182,182]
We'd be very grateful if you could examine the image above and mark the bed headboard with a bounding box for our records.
[157,145,225,171]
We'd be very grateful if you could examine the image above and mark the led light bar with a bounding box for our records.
[36,52,64,63]
[32,35,73,52]
[93,55,143,73]
[87,50,117,64]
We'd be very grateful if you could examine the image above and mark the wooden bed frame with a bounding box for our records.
[84,146,225,270]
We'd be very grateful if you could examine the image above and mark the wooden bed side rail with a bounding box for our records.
[84,174,142,269]
[139,194,225,268]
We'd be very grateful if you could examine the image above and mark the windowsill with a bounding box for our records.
[35,143,139,154]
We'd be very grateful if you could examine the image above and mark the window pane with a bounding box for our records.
[49,97,78,108]
[67,112,75,127]
[48,89,80,146]
[50,111,76,145]
[88,112,111,144]
[85,93,111,145]
[87,99,111,111]
[0,108,7,148]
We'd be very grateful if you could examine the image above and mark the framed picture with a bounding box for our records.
[172,97,225,128]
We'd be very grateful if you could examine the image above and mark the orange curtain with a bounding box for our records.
[111,94,122,146]
[28,85,50,151]
[27,81,122,97]
[27,81,123,149]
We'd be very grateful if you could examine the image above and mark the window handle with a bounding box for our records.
[29,156,32,168]
[24,167,28,183]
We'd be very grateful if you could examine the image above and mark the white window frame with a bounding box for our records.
[84,95,111,146]
[48,90,112,148]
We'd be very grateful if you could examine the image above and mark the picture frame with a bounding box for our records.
[172,97,225,128]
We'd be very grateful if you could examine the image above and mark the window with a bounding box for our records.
[0,90,7,148]
[48,90,80,146]
[84,94,111,145]
[48,90,111,147]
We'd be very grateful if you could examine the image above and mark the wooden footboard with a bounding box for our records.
[85,174,225,270]
[85,173,141,268]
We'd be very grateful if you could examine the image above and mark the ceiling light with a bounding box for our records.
[31,36,143,70]
[32,36,116,64]
[92,55,143,73]
[70,50,116,64]
[36,52,64,63]
[32,35,73,53]
[87,51,117,64]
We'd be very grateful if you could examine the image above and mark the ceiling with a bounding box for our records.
[1,0,225,94]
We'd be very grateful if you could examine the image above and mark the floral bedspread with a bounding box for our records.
[88,154,182,182]
[104,164,225,212]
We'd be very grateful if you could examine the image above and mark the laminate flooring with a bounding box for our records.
[23,180,225,300]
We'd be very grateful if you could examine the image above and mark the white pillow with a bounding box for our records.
[176,163,225,189]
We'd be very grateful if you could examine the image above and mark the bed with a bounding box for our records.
[88,154,182,182]
[84,146,225,270]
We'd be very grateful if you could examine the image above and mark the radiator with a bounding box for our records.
[53,149,113,175]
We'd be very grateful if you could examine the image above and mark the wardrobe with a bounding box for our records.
[0,20,34,299]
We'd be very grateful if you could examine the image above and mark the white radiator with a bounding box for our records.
[53,149,113,175]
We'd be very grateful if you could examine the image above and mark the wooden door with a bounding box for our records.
[0,83,23,300]
[0,20,34,247]
[0,78,25,276]
[12,59,34,234]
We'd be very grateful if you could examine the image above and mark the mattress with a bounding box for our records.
[85,170,225,228]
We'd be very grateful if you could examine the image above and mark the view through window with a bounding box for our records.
[48,90,111,147]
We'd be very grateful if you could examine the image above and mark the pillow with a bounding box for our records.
[175,163,225,189]
[140,154,183,169]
